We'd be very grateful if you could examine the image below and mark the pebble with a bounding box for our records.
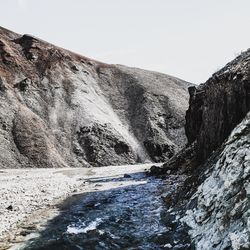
[6,205,13,211]
[124,174,132,178]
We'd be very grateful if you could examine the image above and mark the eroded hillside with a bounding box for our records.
[0,26,190,168]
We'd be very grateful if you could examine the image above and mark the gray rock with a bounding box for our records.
[148,49,250,250]
[0,76,6,91]
[186,49,250,163]
[182,112,250,250]
[6,205,13,211]
[0,26,191,168]
[124,173,132,178]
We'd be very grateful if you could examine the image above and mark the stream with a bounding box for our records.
[20,171,191,250]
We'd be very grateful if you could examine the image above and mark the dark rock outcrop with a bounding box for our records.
[186,50,250,162]
[0,76,6,91]
[0,26,191,168]
[76,124,136,167]
[151,49,250,176]
[150,143,197,175]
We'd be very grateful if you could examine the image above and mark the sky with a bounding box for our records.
[1,0,250,83]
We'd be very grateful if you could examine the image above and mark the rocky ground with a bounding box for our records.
[0,26,191,169]
[0,163,159,249]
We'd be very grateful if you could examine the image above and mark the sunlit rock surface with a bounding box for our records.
[182,112,250,250]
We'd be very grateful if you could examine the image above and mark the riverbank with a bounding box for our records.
[0,164,158,249]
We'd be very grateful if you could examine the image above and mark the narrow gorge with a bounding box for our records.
[0,26,249,250]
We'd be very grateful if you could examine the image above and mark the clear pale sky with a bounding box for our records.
[1,0,250,83]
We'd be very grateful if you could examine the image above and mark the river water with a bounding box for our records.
[21,171,191,250]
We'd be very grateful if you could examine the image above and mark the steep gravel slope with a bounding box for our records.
[0,26,190,168]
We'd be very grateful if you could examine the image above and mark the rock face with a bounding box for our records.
[149,49,250,249]
[180,51,250,250]
[186,50,250,162]
[0,26,190,168]
[182,112,250,250]
[152,50,250,176]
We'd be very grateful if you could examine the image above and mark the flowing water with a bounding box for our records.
[21,172,190,250]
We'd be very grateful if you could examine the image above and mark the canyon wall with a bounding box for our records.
[186,50,250,162]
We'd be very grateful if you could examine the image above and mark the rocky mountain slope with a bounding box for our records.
[186,50,250,163]
[0,26,190,168]
[183,111,250,249]
[151,49,250,249]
